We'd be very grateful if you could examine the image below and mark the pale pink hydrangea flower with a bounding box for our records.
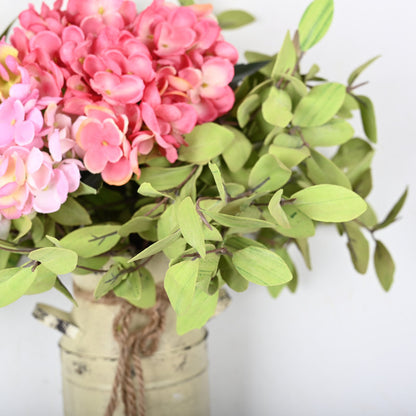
[0,146,80,218]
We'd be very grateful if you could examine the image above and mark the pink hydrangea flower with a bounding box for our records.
[0,147,32,219]
[0,145,81,218]
[0,98,43,149]
[75,106,133,185]
[44,103,79,162]
[0,0,239,216]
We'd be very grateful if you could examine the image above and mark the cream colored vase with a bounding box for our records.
[33,255,224,416]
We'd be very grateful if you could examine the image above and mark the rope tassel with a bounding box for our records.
[97,286,170,416]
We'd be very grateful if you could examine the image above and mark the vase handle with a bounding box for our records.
[33,303,80,339]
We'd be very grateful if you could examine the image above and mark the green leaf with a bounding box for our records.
[49,197,92,226]
[245,51,275,77]
[138,165,196,190]
[275,248,298,292]
[204,211,275,230]
[358,205,378,229]
[180,165,203,201]
[237,94,261,128]
[71,181,97,197]
[232,61,271,88]
[219,256,249,292]
[0,238,29,253]
[26,266,57,295]
[129,230,181,262]
[113,271,142,306]
[54,277,78,306]
[332,138,374,183]
[157,205,187,259]
[178,0,194,5]
[45,235,61,247]
[272,133,303,148]
[269,144,310,168]
[31,216,45,244]
[301,119,354,147]
[224,235,266,252]
[203,225,223,242]
[29,247,78,275]
[197,252,220,293]
[298,0,334,51]
[248,154,291,193]
[222,127,252,172]
[292,185,367,222]
[344,222,370,274]
[337,93,359,119]
[138,182,172,199]
[306,149,351,188]
[353,169,372,198]
[268,190,290,228]
[293,83,346,127]
[164,260,199,315]
[176,287,218,335]
[0,267,38,307]
[374,240,395,291]
[357,95,377,143]
[280,74,308,96]
[94,261,126,299]
[267,285,285,298]
[305,64,320,81]
[60,225,120,258]
[348,55,381,86]
[217,10,255,30]
[133,268,156,308]
[74,256,109,275]
[232,246,292,286]
[208,162,227,202]
[269,204,316,238]
[12,216,32,242]
[374,188,408,231]
[295,238,312,269]
[0,18,17,40]
[0,250,11,270]
[179,123,234,164]
[119,217,155,238]
[177,197,206,258]
[262,87,293,127]
[272,31,297,80]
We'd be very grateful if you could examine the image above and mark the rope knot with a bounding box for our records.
[79,285,171,416]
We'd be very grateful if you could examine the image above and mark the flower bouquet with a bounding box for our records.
[0,0,406,414]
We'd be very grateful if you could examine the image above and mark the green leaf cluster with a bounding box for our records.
[0,0,403,332]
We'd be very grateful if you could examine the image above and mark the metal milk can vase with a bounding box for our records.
[33,255,222,416]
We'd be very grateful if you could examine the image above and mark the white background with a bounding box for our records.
[0,0,415,415]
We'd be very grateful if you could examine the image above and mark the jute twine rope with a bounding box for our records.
[73,284,170,416]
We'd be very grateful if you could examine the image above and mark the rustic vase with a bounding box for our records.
[34,255,228,416]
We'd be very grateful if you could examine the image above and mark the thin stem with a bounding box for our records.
[347,81,369,93]
[229,177,270,201]
[196,197,219,230]
[281,198,296,206]
[75,265,109,274]
[88,231,118,245]
[143,197,168,217]
[0,239,33,254]
[173,165,199,192]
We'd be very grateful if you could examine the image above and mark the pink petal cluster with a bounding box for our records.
[0,146,80,219]
[0,42,80,219]
[0,0,238,218]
